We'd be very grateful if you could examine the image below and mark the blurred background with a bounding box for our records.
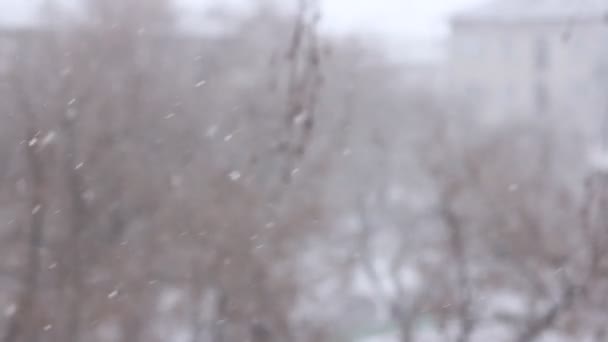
[1,0,608,341]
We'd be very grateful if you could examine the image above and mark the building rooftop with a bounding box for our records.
[452,0,608,24]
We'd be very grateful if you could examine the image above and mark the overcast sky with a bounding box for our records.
[321,0,487,39]
[0,0,488,39]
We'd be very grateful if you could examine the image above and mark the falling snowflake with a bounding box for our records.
[107,290,119,299]
[228,171,241,181]
[82,190,95,202]
[206,125,218,138]
[60,67,72,77]
[195,80,207,87]
[170,174,182,188]
[67,98,76,106]
[32,205,42,215]
[43,324,52,331]
[28,137,38,147]
[74,162,84,170]
[293,112,308,125]
[41,131,56,146]
[164,113,176,119]
[4,304,16,317]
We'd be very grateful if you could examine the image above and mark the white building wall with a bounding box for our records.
[448,19,608,133]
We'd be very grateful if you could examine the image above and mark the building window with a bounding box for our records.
[535,37,549,71]
[535,81,549,113]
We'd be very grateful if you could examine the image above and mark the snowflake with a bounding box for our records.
[228,171,241,181]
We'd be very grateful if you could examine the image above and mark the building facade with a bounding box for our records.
[448,0,608,128]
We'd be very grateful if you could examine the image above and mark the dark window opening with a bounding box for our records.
[535,82,549,113]
[535,37,549,71]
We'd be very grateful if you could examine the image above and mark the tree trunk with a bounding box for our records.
[3,131,46,342]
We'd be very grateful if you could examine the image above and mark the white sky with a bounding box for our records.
[0,0,488,39]
[320,0,487,39]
